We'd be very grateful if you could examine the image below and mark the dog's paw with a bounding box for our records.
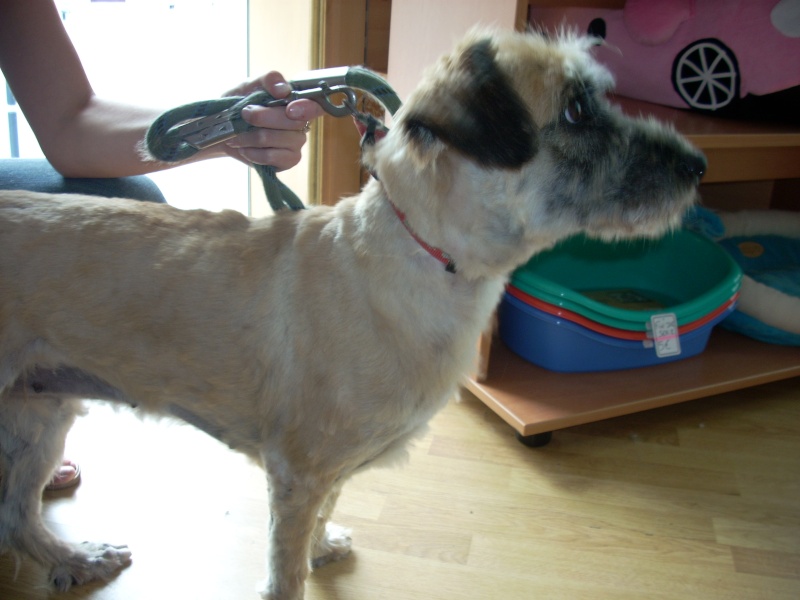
[257,580,305,600]
[50,542,132,591]
[311,522,352,569]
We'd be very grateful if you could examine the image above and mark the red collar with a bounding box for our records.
[389,200,456,274]
[354,117,456,273]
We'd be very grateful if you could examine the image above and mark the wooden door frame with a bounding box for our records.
[315,0,391,205]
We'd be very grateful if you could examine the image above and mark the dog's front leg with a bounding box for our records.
[260,466,338,600]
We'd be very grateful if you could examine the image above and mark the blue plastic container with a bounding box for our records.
[510,230,742,331]
[498,292,734,373]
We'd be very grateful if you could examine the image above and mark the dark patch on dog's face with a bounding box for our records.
[405,39,537,169]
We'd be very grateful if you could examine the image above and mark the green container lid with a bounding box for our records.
[510,230,742,332]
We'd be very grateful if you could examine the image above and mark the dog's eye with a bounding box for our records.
[564,99,583,124]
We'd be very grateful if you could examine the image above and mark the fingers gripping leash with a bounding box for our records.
[145,67,400,212]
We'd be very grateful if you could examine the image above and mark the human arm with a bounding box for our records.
[0,0,323,177]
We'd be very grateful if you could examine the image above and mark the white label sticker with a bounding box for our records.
[650,313,681,358]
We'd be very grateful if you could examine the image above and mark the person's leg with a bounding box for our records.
[0,158,167,490]
[0,158,166,203]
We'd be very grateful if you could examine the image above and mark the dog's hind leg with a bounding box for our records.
[310,482,351,569]
[0,390,131,590]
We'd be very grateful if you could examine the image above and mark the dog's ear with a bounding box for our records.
[404,39,537,169]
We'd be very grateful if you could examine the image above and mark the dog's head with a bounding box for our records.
[365,30,706,278]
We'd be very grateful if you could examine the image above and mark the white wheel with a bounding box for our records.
[672,39,739,111]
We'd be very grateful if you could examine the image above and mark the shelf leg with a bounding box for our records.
[515,431,553,448]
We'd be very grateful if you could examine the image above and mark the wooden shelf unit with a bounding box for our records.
[468,96,800,437]
[388,0,800,439]
[467,331,800,438]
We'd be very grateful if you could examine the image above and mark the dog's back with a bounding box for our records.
[0,191,276,400]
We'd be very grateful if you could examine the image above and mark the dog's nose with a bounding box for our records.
[682,152,707,181]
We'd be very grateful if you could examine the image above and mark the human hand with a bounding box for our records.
[222,71,326,170]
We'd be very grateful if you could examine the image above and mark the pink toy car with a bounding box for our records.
[530,0,800,120]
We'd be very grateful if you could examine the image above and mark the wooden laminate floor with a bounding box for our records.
[1,377,798,599]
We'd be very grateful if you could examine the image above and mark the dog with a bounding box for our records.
[0,29,705,599]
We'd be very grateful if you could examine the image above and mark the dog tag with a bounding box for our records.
[650,313,681,358]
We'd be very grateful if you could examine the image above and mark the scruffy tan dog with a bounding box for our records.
[0,30,705,599]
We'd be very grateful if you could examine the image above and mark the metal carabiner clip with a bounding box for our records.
[286,67,357,117]
[290,66,349,91]
[235,67,354,117]
[286,85,357,118]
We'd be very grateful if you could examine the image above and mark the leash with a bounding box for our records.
[145,66,400,212]
[146,67,455,273]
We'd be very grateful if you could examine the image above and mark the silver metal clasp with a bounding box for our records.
[289,67,356,117]
[290,67,349,90]
[289,85,357,118]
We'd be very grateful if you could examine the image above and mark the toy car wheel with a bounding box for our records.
[672,38,740,111]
